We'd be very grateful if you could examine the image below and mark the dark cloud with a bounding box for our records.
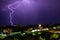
[0,0,60,25]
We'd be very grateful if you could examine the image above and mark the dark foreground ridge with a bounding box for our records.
[0,24,60,40]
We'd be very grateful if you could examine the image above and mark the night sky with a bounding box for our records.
[0,0,60,25]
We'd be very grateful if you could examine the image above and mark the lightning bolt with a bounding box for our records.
[8,6,14,25]
[8,1,21,25]
[8,0,31,25]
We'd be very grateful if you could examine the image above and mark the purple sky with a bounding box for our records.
[0,0,60,25]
